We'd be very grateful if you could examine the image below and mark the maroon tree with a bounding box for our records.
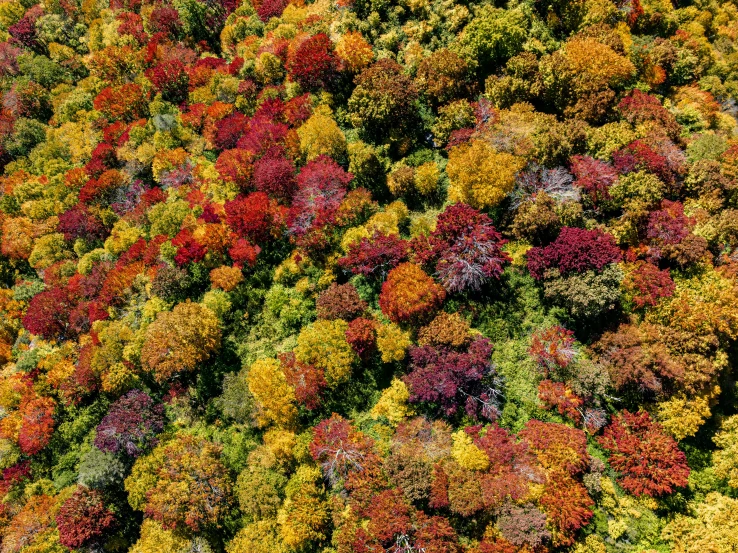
[412,203,510,293]
[526,227,621,280]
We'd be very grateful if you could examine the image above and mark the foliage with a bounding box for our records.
[125,434,232,532]
[94,389,165,458]
[446,140,525,209]
[141,301,221,382]
[2,0,738,551]
[379,263,446,324]
[56,486,116,549]
[598,410,690,497]
[527,227,621,280]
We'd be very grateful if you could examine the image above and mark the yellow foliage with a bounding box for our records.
[570,534,607,553]
[125,450,160,511]
[713,414,738,488]
[564,38,635,90]
[228,520,288,553]
[129,519,191,553]
[277,476,328,549]
[657,391,715,441]
[297,106,347,161]
[649,269,738,344]
[247,358,298,429]
[447,140,524,208]
[141,301,222,382]
[662,493,738,553]
[335,31,374,72]
[264,428,297,463]
[294,320,356,386]
[414,161,440,195]
[371,378,414,425]
[104,219,143,256]
[376,322,412,363]
[202,290,232,319]
[28,233,71,270]
[451,430,489,471]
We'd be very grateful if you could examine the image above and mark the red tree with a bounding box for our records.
[17,396,55,456]
[225,191,285,243]
[412,203,510,293]
[529,325,576,374]
[338,231,408,279]
[56,487,116,549]
[598,410,689,497]
[287,34,339,90]
[526,227,621,280]
[309,414,375,485]
[570,155,618,205]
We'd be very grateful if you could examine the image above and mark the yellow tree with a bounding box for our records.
[141,301,221,382]
[246,358,298,429]
[446,140,525,208]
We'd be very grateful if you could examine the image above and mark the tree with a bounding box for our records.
[309,414,375,486]
[529,325,576,375]
[141,301,221,382]
[246,357,298,428]
[316,282,367,321]
[225,192,286,244]
[598,410,689,497]
[403,337,496,418]
[287,33,338,91]
[348,59,419,140]
[345,317,377,359]
[338,231,408,279]
[297,108,346,162]
[713,414,738,488]
[335,31,373,73]
[94,390,165,458]
[288,156,351,250]
[662,493,738,553]
[146,59,189,104]
[17,395,55,456]
[379,263,446,324]
[56,486,116,549]
[415,49,470,105]
[527,227,621,280]
[1,495,58,553]
[455,6,528,71]
[252,149,296,201]
[294,319,356,386]
[570,155,618,205]
[412,203,511,293]
[279,352,326,410]
[621,261,675,310]
[125,434,232,532]
[446,141,525,209]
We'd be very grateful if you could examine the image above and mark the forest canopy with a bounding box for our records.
[0,0,738,551]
